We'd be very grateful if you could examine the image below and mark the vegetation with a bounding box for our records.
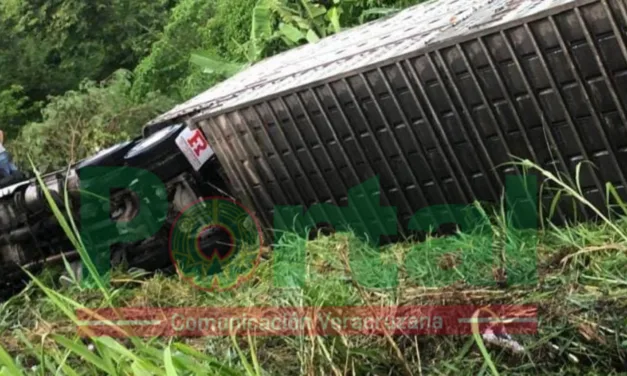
[0,0,420,171]
[9,71,174,172]
[0,0,175,110]
[0,161,626,374]
[1,0,625,374]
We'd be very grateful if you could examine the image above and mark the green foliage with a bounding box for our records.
[185,0,421,94]
[203,0,260,61]
[131,0,219,101]
[2,213,627,373]
[132,0,261,101]
[0,86,37,140]
[242,0,404,61]
[0,0,176,113]
[189,52,248,77]
[8,70,174,172]
[0,0,429,169]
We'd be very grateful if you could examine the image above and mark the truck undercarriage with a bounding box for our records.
[0,123,230,299]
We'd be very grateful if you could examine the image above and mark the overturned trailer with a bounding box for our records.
[152,0,627,239]
[0,0,626,296]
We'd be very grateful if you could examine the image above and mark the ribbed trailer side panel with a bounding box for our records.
[192,0,627,237]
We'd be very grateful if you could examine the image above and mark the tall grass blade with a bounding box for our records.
[231,332,257,376]
[0,344,23,376]
[470,308,500,376]
[52,335,114,375]
[28,158,110,299]
[548,190,563,223]
[519,159,627,242]
[97,337,164,375]
[606,182,627,217]
[172,343,240,376]
[247,333,261,376]
[164,345,178,376]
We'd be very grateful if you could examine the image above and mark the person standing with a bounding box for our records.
[0,130,18,177]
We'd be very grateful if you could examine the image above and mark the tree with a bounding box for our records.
[0,86,36,139]
[132,0,262,101]
[0,0,176,114]
[9,70,174,172]
[131,0,218,101]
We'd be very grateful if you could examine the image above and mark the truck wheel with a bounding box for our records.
[124,124,185,165]
[75,140,137,169]
[124,123,188,181]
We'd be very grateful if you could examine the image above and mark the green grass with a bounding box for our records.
[0,160,625,375]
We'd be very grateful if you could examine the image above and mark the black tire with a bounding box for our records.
[75,140,137,169]
[124,123,185,166]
